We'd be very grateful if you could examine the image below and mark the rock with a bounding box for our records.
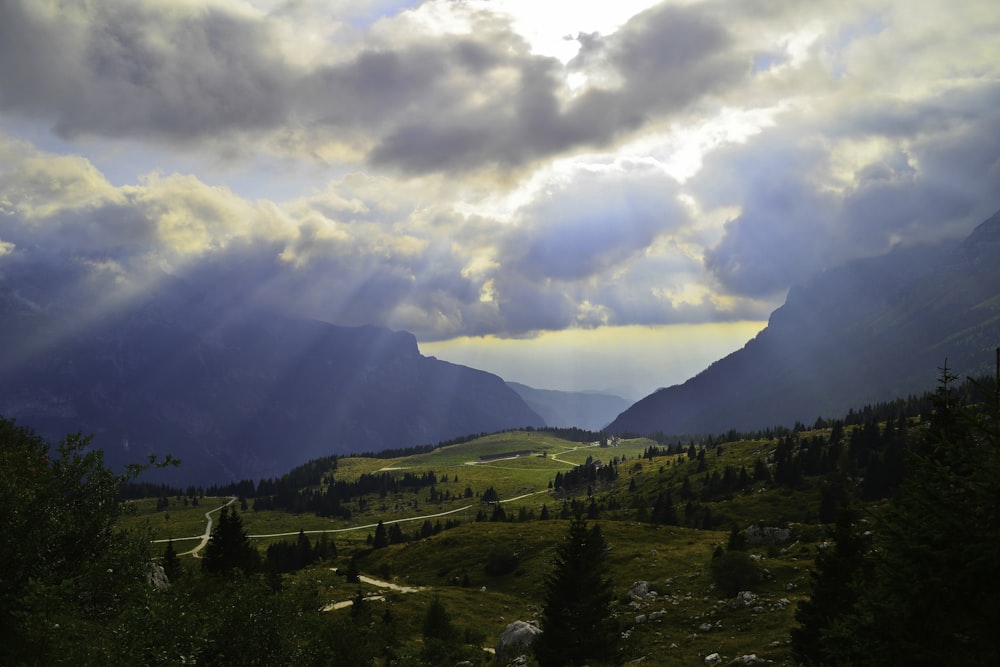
[636,614,647,624]
[746,525,791,546]
[737,591,758,605]
[630,581,653,599]
[698,623,713,632]
[495,620,542,663]
[146,563,169,591]
[705,652,722,665]
[729,654,763,665]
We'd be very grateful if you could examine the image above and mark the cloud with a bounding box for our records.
[0,0,752,176]
[2,0,999,362]
[698,81,1000,297]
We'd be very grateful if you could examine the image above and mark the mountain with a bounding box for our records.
[608,210,1000,436]
[506,382,631,431]
[0,296,544,484]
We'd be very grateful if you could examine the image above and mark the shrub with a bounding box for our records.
[710,549,761,597]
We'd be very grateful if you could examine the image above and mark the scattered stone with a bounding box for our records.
[495,620,542,663]
[785,582,797,591]
[146,563,169,591]
[699,623,713,632]
[737,591,758,605]
[705,652,722,665]
[630,581,654,599]
[746,525,791,545]
[729,654,764,665]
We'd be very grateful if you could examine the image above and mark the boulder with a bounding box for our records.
[629,581,654,599]
[746,525,791,546]
[495,620,542,663]
[146,563,169,591]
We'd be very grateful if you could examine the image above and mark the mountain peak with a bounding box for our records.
[608,211,1000,436]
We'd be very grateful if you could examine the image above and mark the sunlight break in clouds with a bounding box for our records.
[0,0,998,393]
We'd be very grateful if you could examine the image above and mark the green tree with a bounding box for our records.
[790,504,868,664]
[799,360,1000,665]
[201,505,259,576]
[534,516,620,666]
[421,595,459,664]
[162,540,183,583]
[372,520,389,549]
[0,418,175,664]
[709,548,760,598]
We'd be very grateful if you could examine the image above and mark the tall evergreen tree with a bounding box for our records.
[797,359,1000,665]
[790,504,868,664]
[162,539,182,583]
[372,520,389,549]
[534,516,619,666]
[201,506,258,575]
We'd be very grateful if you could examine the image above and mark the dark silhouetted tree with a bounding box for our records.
[534,516,619,666]
[201,506,258,576]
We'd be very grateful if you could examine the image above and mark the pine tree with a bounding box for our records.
[162,540,182,582]
[372,520,389,549]
[790,504,868,664]
[201,506,258,575]
[534,516,619,666]
[800,359,1000,665]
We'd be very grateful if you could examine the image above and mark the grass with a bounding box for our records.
[126,429,830,665]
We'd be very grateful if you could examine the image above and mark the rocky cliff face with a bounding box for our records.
[0,295,543,484]
[607,210,1000,437]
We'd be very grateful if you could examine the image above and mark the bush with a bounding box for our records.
[710,549,761,597]
[484,546,519,576]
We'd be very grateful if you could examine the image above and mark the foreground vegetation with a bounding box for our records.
[3,360,999,665]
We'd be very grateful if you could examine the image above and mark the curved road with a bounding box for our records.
[153,488,552,550]
[152,496,236,557]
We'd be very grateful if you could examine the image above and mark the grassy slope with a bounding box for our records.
[129,431,832,665]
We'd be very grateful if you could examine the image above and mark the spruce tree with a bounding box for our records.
[201,506,258,575]
[534,516,619,666]
[801,359,1000,665]
[162,540,182,582]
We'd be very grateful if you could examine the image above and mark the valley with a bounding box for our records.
[121,431,846,665]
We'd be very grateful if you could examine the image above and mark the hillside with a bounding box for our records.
[608,210,1000,436]
[0,295,544,484]
[506,382,631,431]
[15,361,999,665]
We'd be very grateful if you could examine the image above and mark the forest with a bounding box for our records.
[2,361,999,666]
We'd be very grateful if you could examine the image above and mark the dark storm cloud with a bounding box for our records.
[370,3,747,173]
[0,1,291,141]
[0,0,748,174]
[699,83,1000,297]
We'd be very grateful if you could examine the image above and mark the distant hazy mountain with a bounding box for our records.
[0,298,544,484]
[506,382,631,431]
[608,210,1000,437]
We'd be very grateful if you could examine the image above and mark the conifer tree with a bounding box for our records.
[162,539,182,582]
[201,506,258,575]
[534,516,619,666]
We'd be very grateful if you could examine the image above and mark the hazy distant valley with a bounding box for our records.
[4,214,999,665]
[2,211,998,486]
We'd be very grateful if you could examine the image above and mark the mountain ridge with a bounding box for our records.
[0,297,545,484]
[505,382,631,431]
[608,210,1000,436]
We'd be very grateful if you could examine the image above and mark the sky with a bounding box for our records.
[0,0,998,398]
